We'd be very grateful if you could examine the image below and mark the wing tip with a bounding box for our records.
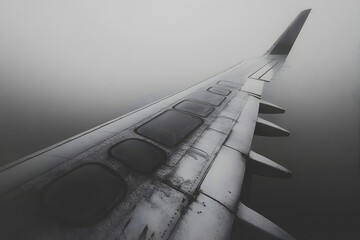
[267,8,312,56]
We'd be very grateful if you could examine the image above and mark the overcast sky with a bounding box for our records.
[0,1,359,238]
[0,0,313,163]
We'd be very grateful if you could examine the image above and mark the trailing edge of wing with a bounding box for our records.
[267,9,311,55]
[236,203,295,240]
[255,117,290,136]
[259,100,285,114]
[247,151,292,178]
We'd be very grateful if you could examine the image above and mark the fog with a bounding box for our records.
[0,0,359,239]
[0,0,307,165]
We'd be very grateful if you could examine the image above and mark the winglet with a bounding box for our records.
[236,203,296,240]
[267,9,311,55]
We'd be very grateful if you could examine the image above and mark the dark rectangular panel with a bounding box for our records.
[174,100,214,117]
[188,91,225,106]
[136,110,203,147]
[109,139,166,174]
[42,163,127,227]
[208,87,231,96]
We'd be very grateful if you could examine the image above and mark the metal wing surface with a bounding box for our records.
[0,9,311,240]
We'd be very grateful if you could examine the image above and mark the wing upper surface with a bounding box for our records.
[0,9,311,240]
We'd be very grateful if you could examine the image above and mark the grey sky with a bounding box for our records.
[0,0,311,163]
[0,1,359,238]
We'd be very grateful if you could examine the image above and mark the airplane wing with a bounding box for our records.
[0,9,311,240]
